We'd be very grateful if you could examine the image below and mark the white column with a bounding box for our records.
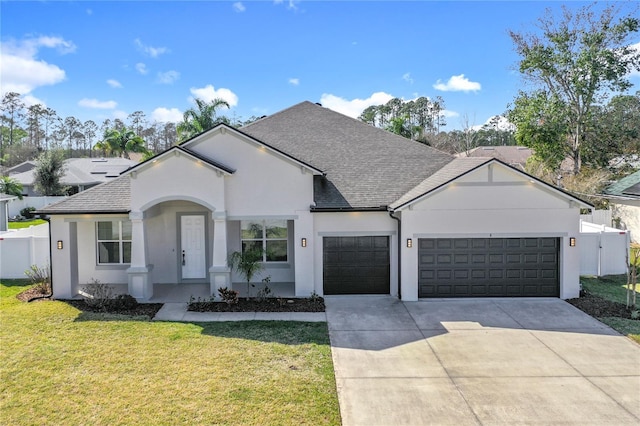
[209,210,230,297]
[127,210,154,300]
[294,210,315,297]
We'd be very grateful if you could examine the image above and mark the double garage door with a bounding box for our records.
[419,237,559,298]
[323,236,559,298]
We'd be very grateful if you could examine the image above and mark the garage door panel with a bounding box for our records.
[323,236,390,295]
[419,238,559,298]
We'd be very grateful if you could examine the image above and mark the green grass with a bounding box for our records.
[8,219,47,229]
[581,275,640,343]
[0,282,341,425]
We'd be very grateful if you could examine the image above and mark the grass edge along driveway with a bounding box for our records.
[0,281,341,426]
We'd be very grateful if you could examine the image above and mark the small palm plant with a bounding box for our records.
[228,249,264,299]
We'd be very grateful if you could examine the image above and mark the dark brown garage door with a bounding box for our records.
[323,236,390,295]
[418,238,559,298]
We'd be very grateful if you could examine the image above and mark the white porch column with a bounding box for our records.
[294,210,315,297]
[209,210,230,297]
[127,210,154,301]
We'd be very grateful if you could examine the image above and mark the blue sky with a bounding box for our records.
[1,1,639,130]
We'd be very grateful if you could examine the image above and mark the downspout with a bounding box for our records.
[28,215,53,302]
[389,210,401,300]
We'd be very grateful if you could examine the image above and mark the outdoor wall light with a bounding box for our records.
[57,240,63,250]
[569,237,576,247]
[406,238,413,248]
[301,238,307,248]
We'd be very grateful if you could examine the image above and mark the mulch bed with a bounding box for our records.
[188,298,325,313]
[567,292,638,320]
[63,299,164,318]
[16,286,50,303]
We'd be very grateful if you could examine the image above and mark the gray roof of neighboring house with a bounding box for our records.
[11,157,137,188]
[390,158,492,209]
[240,101,453,209]
[604,170,640,198]
[37,176,131,214]
[6,160,37,175]
[456,146,532,169]
[0,193,18,202]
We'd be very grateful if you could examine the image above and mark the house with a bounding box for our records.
[10,157,137,197]
[37,102,590,301]
[602,170,640,242]
[456,146,533,170]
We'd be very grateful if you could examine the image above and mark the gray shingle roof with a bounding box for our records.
[390,157,491,209]
[241,101,454,209]
[36,176,131,214]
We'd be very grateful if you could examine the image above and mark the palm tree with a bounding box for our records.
[0,176,23,199]
[177,98,230,142]
[95,127,148,159]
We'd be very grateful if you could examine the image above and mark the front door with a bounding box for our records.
[180,215,206,279]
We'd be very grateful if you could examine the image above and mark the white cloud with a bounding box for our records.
[629,42,640,77]
[86,9,93,15]
[288,78,300,86]
[402,72,414,84]
[152,107,183,123]
[107,79,123,88]
[156,70,180,84]
[113,110,128,120]
[433,74,481,92]
[189,84,238,108]
[0,36,74,95]
[233,2,246,12]
[442,110,460,118]
[135,62,148,75]
[134,38,168,58]
[319,92,394,118]
[78,98,117,109]
[274,0,299,11]
[22,94,46,108]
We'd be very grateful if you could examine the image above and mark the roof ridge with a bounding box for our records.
[240,100,317,130]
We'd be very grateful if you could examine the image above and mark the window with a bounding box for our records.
[241,220,288,262]
[96,221,132,264]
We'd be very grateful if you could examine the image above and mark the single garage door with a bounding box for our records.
[418,238,559,298]
[323,236,390,295]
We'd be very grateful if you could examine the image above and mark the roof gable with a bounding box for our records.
[122,145,235,178]
[392,158,592,211]
[240,101,454,209]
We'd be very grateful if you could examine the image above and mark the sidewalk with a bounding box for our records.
[153,302,327,322]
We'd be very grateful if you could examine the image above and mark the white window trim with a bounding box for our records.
[96,220,132,265]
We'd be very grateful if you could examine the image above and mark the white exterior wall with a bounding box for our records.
[313,211,398,296]
[399,164,582,301]
[50,216,73,298]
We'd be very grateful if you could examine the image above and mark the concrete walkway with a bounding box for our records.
[153,302,326,322]
[326,296,640,426]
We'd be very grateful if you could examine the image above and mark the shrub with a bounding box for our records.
[24,264,51,294]
[109,294,138,311]
[20,207,36,219]
[80,279,114,310]
[218,287,239,305]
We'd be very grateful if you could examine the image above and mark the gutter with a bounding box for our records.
[388,210,401,300]
[27,215,53,302]
[310,206,388,213]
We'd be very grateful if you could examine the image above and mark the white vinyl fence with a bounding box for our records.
[0,224,49,279]
[7,196,66,218]
[580,209,612,227]
[580,221,629,276]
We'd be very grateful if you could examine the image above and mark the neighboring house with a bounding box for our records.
[38,102,590,301]
[10,157,137,197]
[456,146,533,170]
[5,160,37,175]
[0,194,18,232]
[603,170,640,242]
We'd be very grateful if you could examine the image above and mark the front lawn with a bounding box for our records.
[0,281,340,425]
[578,275,640,344]
[8,219,47,229]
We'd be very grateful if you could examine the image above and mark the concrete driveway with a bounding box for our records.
[326,296,640,426]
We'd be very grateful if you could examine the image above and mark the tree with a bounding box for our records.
[0,92,25,156]
[177,98,230,141]
[509,4,640,174]
[95,127,148,159]
[228,249,264,299]
[33,149,67,196]
[0,176,23,199]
